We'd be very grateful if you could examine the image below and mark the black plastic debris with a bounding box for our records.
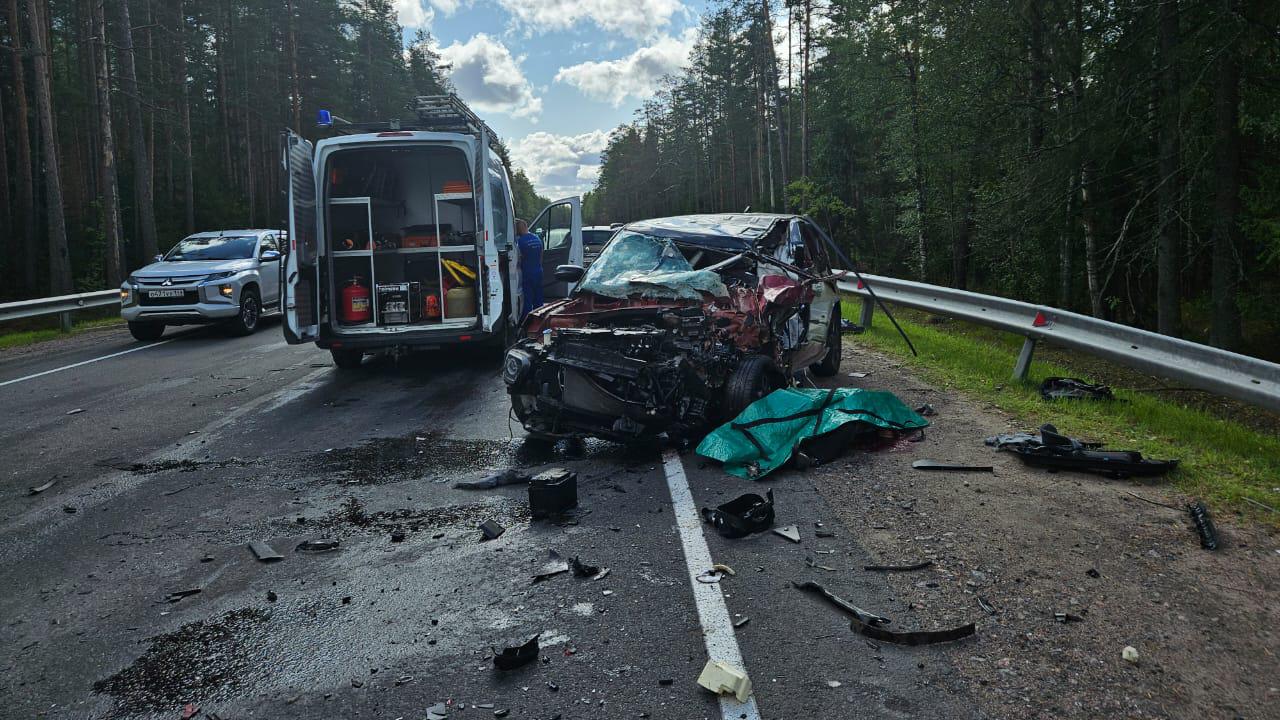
[455,468,532,490]
[864,560,933,572]
[529,468,578,519]
[570,556,609,580]
[493,635,540,671]
[267,591,278,603]
[914,403,937,417]
[480,519,506,541]
[1188,501,1219,550]
[532,550,570,584]
[390,529,406,543]
[702,490,775,539]
[986,424,1177,479]
[1086,568,1101,578]
[839,319,864,334]
[1040,377,1114,402]
[165,588,201,603]
[911,460,993,473]
[249,541,283,562]
[795,581,976,645]
[296,539,339,553]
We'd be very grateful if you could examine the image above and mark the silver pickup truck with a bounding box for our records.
[120,230,284,341]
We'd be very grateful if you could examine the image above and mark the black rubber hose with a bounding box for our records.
[804,217,918,357]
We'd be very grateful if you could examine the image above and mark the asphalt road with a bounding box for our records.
[0,322,978,719]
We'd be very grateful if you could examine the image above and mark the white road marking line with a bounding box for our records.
[0,338,177,388]
[661,448,763,720]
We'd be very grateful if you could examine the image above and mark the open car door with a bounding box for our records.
[280,130,319,344]
[528,197,583,299]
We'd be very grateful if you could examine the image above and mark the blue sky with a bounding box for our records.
[391,0,711,198]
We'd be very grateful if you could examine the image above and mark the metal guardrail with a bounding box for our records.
[0,290,120,331]
[838,272,1280,414]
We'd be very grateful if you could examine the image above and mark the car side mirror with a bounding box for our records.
[154,254,164,263]
[259,250,281,262]
[555,264,585,282]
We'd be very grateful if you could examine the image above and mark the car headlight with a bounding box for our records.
[502,349,533,386]
[203,271,237,282]
[126,275,139,285]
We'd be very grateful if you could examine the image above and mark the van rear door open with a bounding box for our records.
[282,130,319,344]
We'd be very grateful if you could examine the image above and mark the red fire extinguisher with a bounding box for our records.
[341,276,371,324]
[423,293,441,319]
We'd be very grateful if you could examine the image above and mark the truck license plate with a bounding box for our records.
[148,289,184,298]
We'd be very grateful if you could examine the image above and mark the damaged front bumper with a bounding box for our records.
[504,317,740,442]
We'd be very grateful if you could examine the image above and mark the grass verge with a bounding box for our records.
[843,301,1280,527]
[0,316,124,351]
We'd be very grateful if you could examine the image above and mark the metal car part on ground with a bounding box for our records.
[1040,377,1115,401]
[504,214,845,443]
[986,424,1177,478]
[697,387,930,480]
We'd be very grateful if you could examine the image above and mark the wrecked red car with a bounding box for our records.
[502,213,843,442]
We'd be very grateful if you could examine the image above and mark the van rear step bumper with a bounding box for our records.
[317,327,493,351]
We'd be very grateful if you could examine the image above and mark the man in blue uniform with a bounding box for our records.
[515,218,543,319]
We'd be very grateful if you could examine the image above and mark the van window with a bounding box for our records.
[489,171,511,250]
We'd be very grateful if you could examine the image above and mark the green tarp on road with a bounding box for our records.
[696,387,930,479]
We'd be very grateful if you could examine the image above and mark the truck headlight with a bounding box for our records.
[503,349,533,386]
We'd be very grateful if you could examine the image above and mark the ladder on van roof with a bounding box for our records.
[409,94,501,149]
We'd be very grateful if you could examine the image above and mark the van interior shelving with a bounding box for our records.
[326,145,480,332]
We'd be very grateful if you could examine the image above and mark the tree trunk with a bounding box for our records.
[1209,17,1242,350]
[905,44,928,280]
[760,0,787,204]
[26,0,71,293]
[1155,0,1181,336]
[1059,167,1079,308]
[0,73,11,251]
[801,0,810,178]
[93,0,124,286]
[173,0,194,233]
[8,0,37,294]
[286,0,302,132]
[953,149,978,290]
[112,0,158,260]
[1080,162,1104,317]
[1026,0,1045,154]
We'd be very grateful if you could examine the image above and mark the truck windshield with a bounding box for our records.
[164,236,257,261]
[578,232,729,300]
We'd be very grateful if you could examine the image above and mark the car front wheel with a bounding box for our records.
[226,289,261,336]
[128,321,165,342]
[723,355,785,420]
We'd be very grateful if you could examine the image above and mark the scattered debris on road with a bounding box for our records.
[977,597,997,615]
[712,563,736,576]
[696,569,726,584]
[164,588,201,603]
[733,616,751,629]
[773,524,801,543]
[531,550,570,584]
[180,702,200,719]
[66,408,84,415]
[795,581,976,645]
[479,519,506,541]
[805,556,836,571]
[702,490,775,538]
[914,403,937,417]
[1054,611,1084,623]
[1122,646,1140,663]
[28,478,57,495]
[1188,501,1219,550]
[911,459,993,472]
[390,528,406,543]
[528,468,578,518]
[1040,377,1114,402]
[570,555,610,580]
[864,560,933,572]
[696,659,753,702]
[986,424,1177,478]
[266,591,278,603]
[493,635,540,671]
[426,702,448,719]
[455,468,531,490]
[295,539,339,553]
[248,541,283,562]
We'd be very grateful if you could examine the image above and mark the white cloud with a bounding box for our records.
[554,28,696,106]
[438,34,541,118]
[497,0,684,40]
[393,0,434,28]
[431,0,462,16]
[509,130,611,197]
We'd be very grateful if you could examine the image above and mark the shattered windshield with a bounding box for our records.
[578,232,729,300]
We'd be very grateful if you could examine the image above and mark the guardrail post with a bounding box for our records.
[1012,337,1037,381]
[859,297,874,329]
[58,311,73,333]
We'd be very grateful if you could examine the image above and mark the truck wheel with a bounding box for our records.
[331,348,364,369]
[811,304,843,377]
[128,322,165,342]
[226,289,261,336]
[723,355,784,420]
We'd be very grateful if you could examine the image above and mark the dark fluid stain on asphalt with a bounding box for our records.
[311,431,658,486]
[321,496,532,537]
[104,458,250,475]
[92,607,268,714]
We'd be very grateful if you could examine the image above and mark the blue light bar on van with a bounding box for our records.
[317,109,333,127]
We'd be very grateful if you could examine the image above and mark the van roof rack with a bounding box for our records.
[409,94,501,148]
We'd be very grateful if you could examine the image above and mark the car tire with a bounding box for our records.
[128,321,165,342]
[331,348,364,369]
[723,354,785,421]
[226,289,261,336]
[811,304,843,377]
